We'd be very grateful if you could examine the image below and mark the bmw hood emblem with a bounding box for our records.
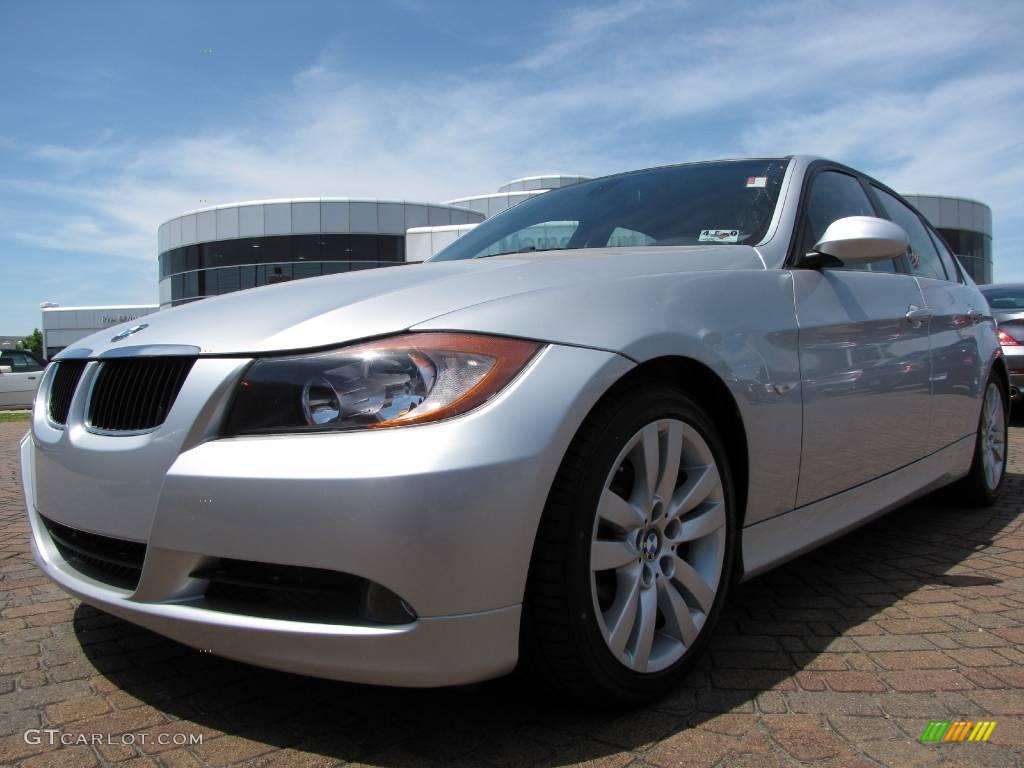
[110,323,149,342]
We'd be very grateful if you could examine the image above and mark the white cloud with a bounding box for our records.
[6,0,1024,282]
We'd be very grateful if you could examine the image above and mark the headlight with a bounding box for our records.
[224,333,542,435]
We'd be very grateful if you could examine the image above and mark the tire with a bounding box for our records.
[955,373,1008,507]
[521,380,737,706]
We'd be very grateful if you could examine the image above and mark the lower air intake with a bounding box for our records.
[41,516,146,590]
[191,558,416,625]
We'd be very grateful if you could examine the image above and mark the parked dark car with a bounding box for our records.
[980,284,1024,399]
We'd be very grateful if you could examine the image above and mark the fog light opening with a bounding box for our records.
[360,581,417,624]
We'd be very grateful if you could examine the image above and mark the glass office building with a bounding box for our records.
[903,195,993,284]
[157,199,484,308]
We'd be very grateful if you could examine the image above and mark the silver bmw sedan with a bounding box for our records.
[21,156,1006,704]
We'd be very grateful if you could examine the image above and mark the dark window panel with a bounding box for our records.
[324,234,352,261]
[291,235,319,262]
[264,237,290,264]
[267,263,292,285]
[293,262,322,280]
[205,268,219,296]
[378,235,404,262]
[199,242,216,269]
[207,239,240,269]
[185,245,200,271]
[170,249,186,276]
[240,265,256,290]
[218,267,241,294]
[184,271,199,299]
[350,234,380,261]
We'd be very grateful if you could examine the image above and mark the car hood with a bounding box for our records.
[60,245,765,358]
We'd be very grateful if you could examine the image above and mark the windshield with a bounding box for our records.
[981,286,1024,310]
[430,158,789,261]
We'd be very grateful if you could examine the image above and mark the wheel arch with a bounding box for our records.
[991,354,1009,396]
[580,355,750,531]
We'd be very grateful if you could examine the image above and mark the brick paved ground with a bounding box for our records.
[1,417,1023,768]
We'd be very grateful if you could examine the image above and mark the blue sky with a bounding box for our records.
[2,0,1023,334]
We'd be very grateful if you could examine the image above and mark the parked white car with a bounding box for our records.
[0,350,45,409]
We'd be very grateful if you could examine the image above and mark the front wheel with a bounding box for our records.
[955,374,1008,506]
[522,383,736,705]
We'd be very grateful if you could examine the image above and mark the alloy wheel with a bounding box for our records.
[982,382,1006,491]
[589,419,726,673]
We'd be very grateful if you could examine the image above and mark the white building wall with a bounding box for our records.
[42,305,159,358]
[405,225,479,261]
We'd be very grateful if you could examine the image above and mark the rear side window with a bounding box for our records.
[871,187,946,281]
[801,171,895,273]
[928,228,963,283]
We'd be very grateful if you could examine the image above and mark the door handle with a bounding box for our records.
[967,308,984,324]
[905,305,932,327]
[28,376,37,380]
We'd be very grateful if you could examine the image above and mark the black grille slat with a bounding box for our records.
[47,361,87,425]
[123,361,142,430]
[88,357,195,432]
[151,361,174,426]
[136,361,155,430]
[41,516,146,590]
[140,362,160,429]
[149,360,175,426]
[130,361,151,430]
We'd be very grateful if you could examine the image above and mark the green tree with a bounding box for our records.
[17,328,43,355]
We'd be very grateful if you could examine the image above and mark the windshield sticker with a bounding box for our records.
[699,229,740,243]
[746,176,768,188]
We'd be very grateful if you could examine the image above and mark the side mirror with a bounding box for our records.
[0,365,11,374]
[795,216,909,269]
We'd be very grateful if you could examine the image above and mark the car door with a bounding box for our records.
[870,183,988,450]
[790,167,932,507]
[0,353,17,407]
[0,351,45,408]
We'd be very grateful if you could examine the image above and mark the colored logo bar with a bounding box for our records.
[920,721,997,742]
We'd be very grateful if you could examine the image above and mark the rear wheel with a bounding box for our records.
[955,374,1008,506]
[522,382,736,704]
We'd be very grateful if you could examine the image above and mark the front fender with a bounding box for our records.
[414,268,802,524]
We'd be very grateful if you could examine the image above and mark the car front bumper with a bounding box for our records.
[22,343,633,685]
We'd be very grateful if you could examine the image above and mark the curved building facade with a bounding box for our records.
[443,174,590,218]
[157,199,484,308]
[902,195,993,284]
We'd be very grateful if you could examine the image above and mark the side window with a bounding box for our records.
[801,171,895,272]
[9,352,43,372]
[871,187,946,281]
[928,228,964,283]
